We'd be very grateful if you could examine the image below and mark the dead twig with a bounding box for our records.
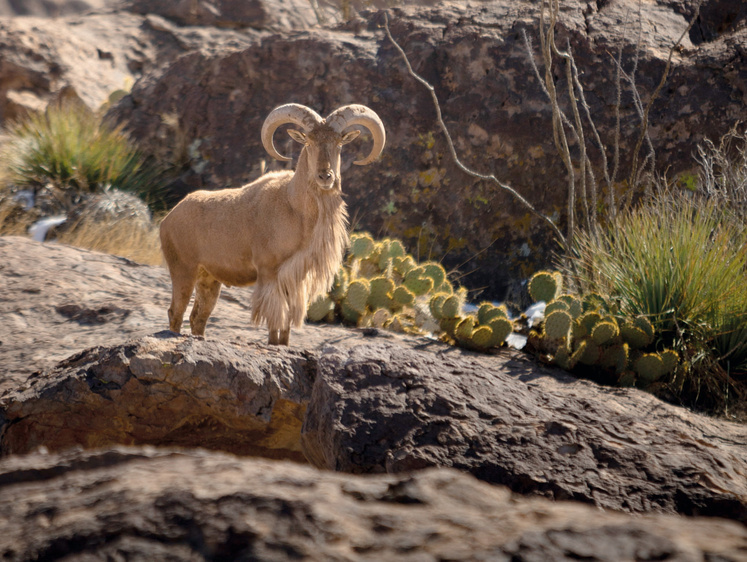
[382,12,568,252]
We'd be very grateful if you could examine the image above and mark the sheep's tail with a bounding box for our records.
[252,197,349,330]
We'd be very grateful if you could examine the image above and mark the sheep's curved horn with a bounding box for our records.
[261,104,323,162]
[325,105,386,165]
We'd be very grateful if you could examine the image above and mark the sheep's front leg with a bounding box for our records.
[190,272,222,336]
[167,267,198,334]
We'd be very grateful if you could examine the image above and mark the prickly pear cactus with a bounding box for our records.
[528,270,562,303]
[306,231,516,353]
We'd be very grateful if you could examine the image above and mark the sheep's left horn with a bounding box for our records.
[261,104,323,162]
[325,105,386,165]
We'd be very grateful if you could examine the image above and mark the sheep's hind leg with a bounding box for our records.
[190,270,222,336]
[167,267,198,334]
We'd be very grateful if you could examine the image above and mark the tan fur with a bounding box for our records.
[160,129,351,345]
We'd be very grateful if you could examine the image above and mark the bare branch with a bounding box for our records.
[628,1,702,189]
[382,11,567,249]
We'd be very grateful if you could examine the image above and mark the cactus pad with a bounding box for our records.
[582,292,608,312]
[633,316,655,339]
[488,317,513,345]
[368,277,395,309]
[393,255,416,276]
[579,311,603,334]
[600,343,629,374]
[429,293,448,319]
[441,295,462,318]
[404,272,435,296]
[591,320,619,345]
[350,233,375,259]
[393,286,416,307]
[528,271,562,303]
[544,309,572,340]
[422,262,447,288]
[545,300,569,316]
[660,349,679,375]
[307,295,335,323]
[477,302,508,325]
[455,316,476,342]
[557,295,584,318]
[440,316,460,337]
[634,353,664,385]
[344,279,370,314]
[579,340,602,365]
[620,323,653,349]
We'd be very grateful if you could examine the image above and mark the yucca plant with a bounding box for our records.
[570,194,747,406]
[2,103,162,204]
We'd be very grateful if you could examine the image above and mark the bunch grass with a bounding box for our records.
[571,193,747,406]
[2,103,162,202]
[55,215,163,266]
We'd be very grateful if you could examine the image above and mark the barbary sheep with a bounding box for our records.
[159,103,386,345]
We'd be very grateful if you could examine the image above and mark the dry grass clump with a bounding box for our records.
[55,215,163,266]
[0,195,163,266]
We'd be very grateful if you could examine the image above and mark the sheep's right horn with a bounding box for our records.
[261,104,323,162]
[325,105,386,165]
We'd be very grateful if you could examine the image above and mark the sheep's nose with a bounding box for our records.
[318,169,333,181]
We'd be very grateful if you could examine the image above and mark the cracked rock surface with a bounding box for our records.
[0,447,746,561]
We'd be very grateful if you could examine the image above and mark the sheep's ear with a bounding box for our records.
[340,130,361,145]
[288,129,307,144]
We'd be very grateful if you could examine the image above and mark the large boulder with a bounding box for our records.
[0,235,352,393]
[1,236,745,523]
[301,339,747,523]
[1,447,745,561]
[109,0,747,300]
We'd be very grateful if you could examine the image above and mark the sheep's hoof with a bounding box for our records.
[268,329,290,345]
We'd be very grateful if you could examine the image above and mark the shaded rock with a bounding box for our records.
[0,447,745,561]
[0,334,312,460]
[110,0,747,301]
[301,340,747,523]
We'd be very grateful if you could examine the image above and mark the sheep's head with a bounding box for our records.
[261,104,386,191]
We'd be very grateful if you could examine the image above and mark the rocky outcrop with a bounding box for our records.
[109,0,747,300]
[2,236,745,523]
[122,0,321,30]
[1,447,745,561]
[0,7,261,122]
[0,334,312,460]
[0,235,353,393]
[301,340,747,523]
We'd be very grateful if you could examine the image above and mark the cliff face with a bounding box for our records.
[108,0,747,299]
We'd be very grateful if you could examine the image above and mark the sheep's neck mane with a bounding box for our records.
[278,147,349,325]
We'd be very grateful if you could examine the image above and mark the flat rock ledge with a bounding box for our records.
[2,333,746,525]
[0,447,745,561]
